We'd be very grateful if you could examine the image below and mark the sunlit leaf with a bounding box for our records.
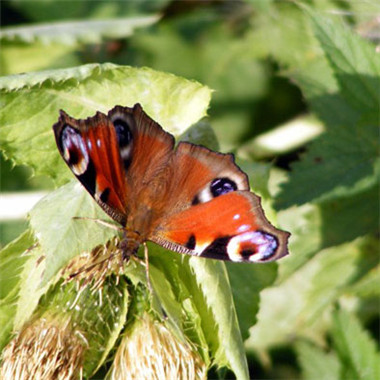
[29,181,116,284]
[0,63,212,184]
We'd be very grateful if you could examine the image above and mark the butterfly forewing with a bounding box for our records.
[53,110,129,225]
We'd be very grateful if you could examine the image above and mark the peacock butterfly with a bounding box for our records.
[53,103,290,264]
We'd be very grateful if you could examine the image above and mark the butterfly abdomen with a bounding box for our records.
[120,229,143,259]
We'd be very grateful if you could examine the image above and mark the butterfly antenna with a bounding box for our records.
[72,216,123,232]
[68,249,122,280]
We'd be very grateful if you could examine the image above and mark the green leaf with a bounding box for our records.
[276,204,323,281]
[318,185,379,247]
[246,238,375,352]
[296,340,341,380]
[29,180,116,285]
[149,247,249,379]
[344,266,380,298]
[149,248,213,365]
[189,258,249,380]
[0,63,211,184]
[0,230,35,350]
[307,7,380,112]
[275,10,379,252]
[0,41,80,76]
[301,239,367,323]
[179,120,219,151]
[332,308,380,380]
[226,262,277,341]
[13,244,47,330]
[0,16,160,45]
[275,120,379,208]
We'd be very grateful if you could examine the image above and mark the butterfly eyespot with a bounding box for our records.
[192,177,238,205]
[60,125,89,175]
[210,177,237,197]
[227,231,278,262]
[112,118,134,170]
[113,118,133,148]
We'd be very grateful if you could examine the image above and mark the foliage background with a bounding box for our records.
[0,0,379,379]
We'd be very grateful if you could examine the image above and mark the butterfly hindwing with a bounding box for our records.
[151,191,289,263]
[149,142,289,262]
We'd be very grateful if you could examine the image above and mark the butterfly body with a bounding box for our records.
[53,104,289,263]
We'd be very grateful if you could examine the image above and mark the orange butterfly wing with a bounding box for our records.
[53,104,174,227]
[151,190,289,263]
[149,143,289,262]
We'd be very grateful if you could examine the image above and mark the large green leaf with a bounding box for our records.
[276,9,380,209]
[0,63,211,184]
[273,10,379,264]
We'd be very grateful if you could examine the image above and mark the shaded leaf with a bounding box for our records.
[226,262,277,341]
[246,238,372,352]
[332,308,380,380]
[296,340,341,380]
[308,8,380,112]
[276,9,380,209]
[179,120,219,152]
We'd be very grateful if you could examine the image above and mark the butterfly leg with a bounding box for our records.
[143,242,153,294]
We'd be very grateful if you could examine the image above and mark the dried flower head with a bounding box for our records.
[62,237,127,291]
[0,316,87,380]
[108,313,207,380]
